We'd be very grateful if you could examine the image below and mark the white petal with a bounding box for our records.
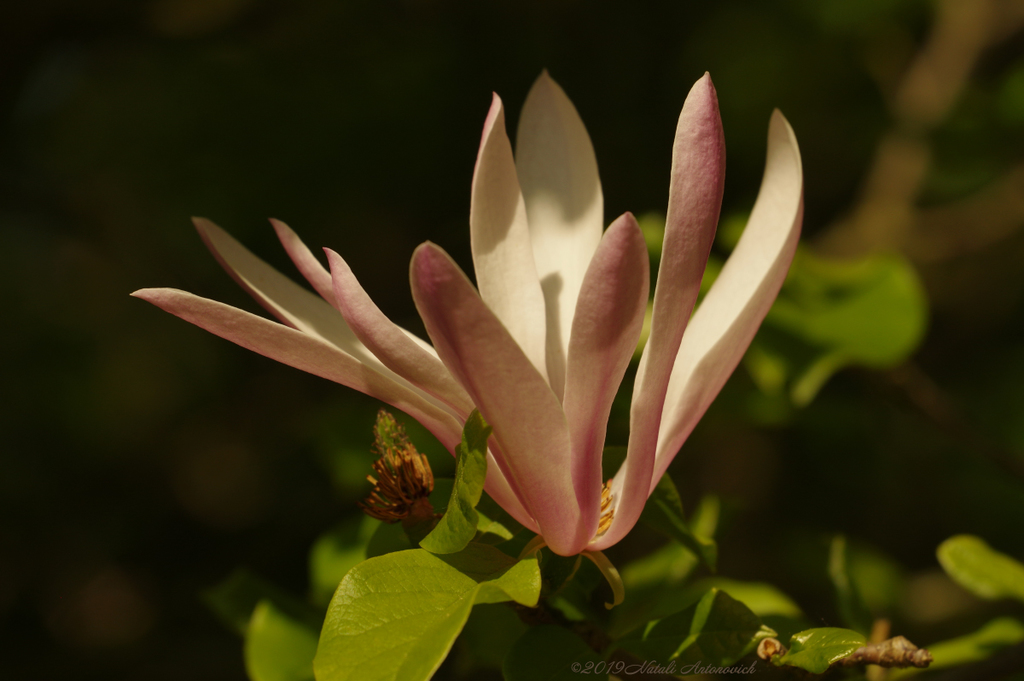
[470,95,549,382]
[515,71,604,400]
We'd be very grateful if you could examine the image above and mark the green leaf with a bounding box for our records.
[621,588,768,667]
[474,491,521,543]
[611,496,721,638]
[828,535,873,635]
[890,617,1024,678]
[937,535,1024,604]
[503,625,603,681]
[688,578,804,620]
[457,603,527,671]
[203,569,314,637]
[639,474,717,571]
[308,515,378,607]
[776,628,867,674]
[420,410,491,554]
[749,249,928,406]
[314,544,540,681]
[244,599,319,681]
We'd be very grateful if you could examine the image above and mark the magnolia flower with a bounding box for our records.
[134,72,802,562]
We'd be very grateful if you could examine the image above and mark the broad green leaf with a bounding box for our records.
[768,250,927,367]
[611,495,721,638]
[829,535,873,635]
[474,491,521,543]
[244,600,319,681]
[687,578,803,619]
[457,603,527,671]
[639,474,717,571]
[420,410,491,554]
[890,617,1024,678]
[776,627,866,674]
[309,515,378,607]
[503,625,603,681]
[937,535,1024,604]
[846,543,906,616]
[203,568,314,637]
[314,544,540,681]
[621,588,768,666]
[746,249,927,406]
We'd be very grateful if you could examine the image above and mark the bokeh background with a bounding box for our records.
[3,0,1024,679]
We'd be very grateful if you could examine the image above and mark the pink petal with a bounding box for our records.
[470,94,549,382]
[194,218,536,530]
[194,217,456,413]
[130,287,465,452]
[652,110,803,482]
[591,74,726,550]
[271,217,440,360]
[269,218,336,305]
[562,213,649,542]
[410,242,586,556]
[515,71,605,401]
[325,248,475,418]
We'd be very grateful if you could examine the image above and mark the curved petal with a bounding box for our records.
[269,217,336,305]
[325,248,475,418]
[133,286,535,532]
[270,218,439,359]
[515,71,604,400]
[410,242,586,556]
[194,217,455,415]
[652,110,803,482]
[592,74,726,550]
[130,287,464,452]
[470,94,549,382]
[562,213,649,543]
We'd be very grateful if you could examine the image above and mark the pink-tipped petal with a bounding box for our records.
[270,218,336,305]
[410,242,586,556]
[591,74,726,550]
[470,94,549,382]
[562,213,649,542]
[130,287,465,452]
[325,248,475,418]
[270,218,440,359]
[194,217,452,415]
[515,71,604,400]
[652,110,803,482]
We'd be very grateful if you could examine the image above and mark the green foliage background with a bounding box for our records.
[1,0,1023,679]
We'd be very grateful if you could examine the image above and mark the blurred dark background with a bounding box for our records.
[2,0,1024,679]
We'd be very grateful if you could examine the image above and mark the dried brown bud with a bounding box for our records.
[358,410,435,522]
[758,637,787,661]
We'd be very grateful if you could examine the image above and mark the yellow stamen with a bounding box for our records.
[597,479,615,536]
[358,410,434,522]
[581,549,625,609]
